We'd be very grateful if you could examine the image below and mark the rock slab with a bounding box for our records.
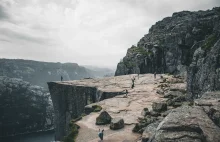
[110,118,125,130]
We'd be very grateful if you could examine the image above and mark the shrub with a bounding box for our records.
[202,34,218,50]
[64,121,80,142]
[92,105,102,112]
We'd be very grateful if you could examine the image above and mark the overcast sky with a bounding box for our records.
[0,0,219,69]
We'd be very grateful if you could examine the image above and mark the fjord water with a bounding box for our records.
[0,131,54,142]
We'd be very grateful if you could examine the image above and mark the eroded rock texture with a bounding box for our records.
[153,106,220,142]
[0,76,54,137]
[115,7,220,99]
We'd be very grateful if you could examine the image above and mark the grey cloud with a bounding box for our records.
[0,28,49,45]
[0,5,9,20]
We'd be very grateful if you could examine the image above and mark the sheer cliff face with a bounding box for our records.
[0,59,92,89]
[48,78,126,141]
[115,7,220,98]
[47,82,97,140]
[0,76,54,137]
[115,7,220,76]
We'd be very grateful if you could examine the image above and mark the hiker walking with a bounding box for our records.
[154,72,157,79]
[125,89,128,97]
[131,76,135,89]
[98,129,104,141]
[61,76,63,81]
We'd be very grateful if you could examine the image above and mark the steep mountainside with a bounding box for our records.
[0,76,54,137]
[0,59,93,89]
[115,7,220,99]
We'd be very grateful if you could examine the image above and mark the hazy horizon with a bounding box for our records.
[0,0,220,68]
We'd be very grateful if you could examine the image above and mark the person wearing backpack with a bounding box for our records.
[98,129,104,141]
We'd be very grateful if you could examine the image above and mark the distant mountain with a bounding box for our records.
[83,65,115,78]
[0,59,93,89]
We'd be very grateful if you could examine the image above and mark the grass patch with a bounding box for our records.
[64,120,80,142]
[92,105,102,112]
[130,45,152,56]
[202,34,218,51]
[124,61,136,68]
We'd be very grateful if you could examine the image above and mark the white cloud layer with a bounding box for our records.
[0,0,219,68]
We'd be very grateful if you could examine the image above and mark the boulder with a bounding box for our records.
[149,111,161,117]
[85,104,102,114]
[133,116,157,133]
[96,111,112,125]
[164,91,184,99]
[152,102,167,112]
[142,121,160,142]
[152,106,220,142]
[110,117,124,130]
[141,108,150,116]
[194,91,220,127]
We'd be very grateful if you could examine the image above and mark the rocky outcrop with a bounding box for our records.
[48,78,126,141]
[115,9,219,74]
[0,76,54,137]
[194,91,220,127]
[153,106,220,142]
[187,38,220,99]
[115,7,220,99]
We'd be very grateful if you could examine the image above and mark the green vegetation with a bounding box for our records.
[64,119,80,142]
[92,105,102,112]
[71,116,82,123]
[81,113,87,117]
[202,34,218,50]
[130,45,152,56]
[124,61,136,68]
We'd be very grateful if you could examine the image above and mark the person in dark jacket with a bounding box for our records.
[98,129,104,141]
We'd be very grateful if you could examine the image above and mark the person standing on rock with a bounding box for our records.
[98,129,104,141]
[125,89,128,97]
[61,76,63,81]
[154,72,156,79]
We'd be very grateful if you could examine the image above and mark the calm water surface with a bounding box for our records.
[1,131,55,142]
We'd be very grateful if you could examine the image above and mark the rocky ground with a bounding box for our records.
[68,73,220,142]
[74,74,181,142]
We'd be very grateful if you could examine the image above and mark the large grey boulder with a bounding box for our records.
[110,117,124,130]
[194,91,220,127]
[96,111,112,125]
[142,121,160,142]
[152,102,167,112]
[152,106,220,142]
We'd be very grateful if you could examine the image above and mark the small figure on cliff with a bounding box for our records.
[98,129,104,141]
[131,76,135,89]
[125,89,128,97]
[61,76,63,81]
[154,72,156,79]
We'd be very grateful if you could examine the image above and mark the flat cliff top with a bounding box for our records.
[50,74,158,92]
[75,74,186,142]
